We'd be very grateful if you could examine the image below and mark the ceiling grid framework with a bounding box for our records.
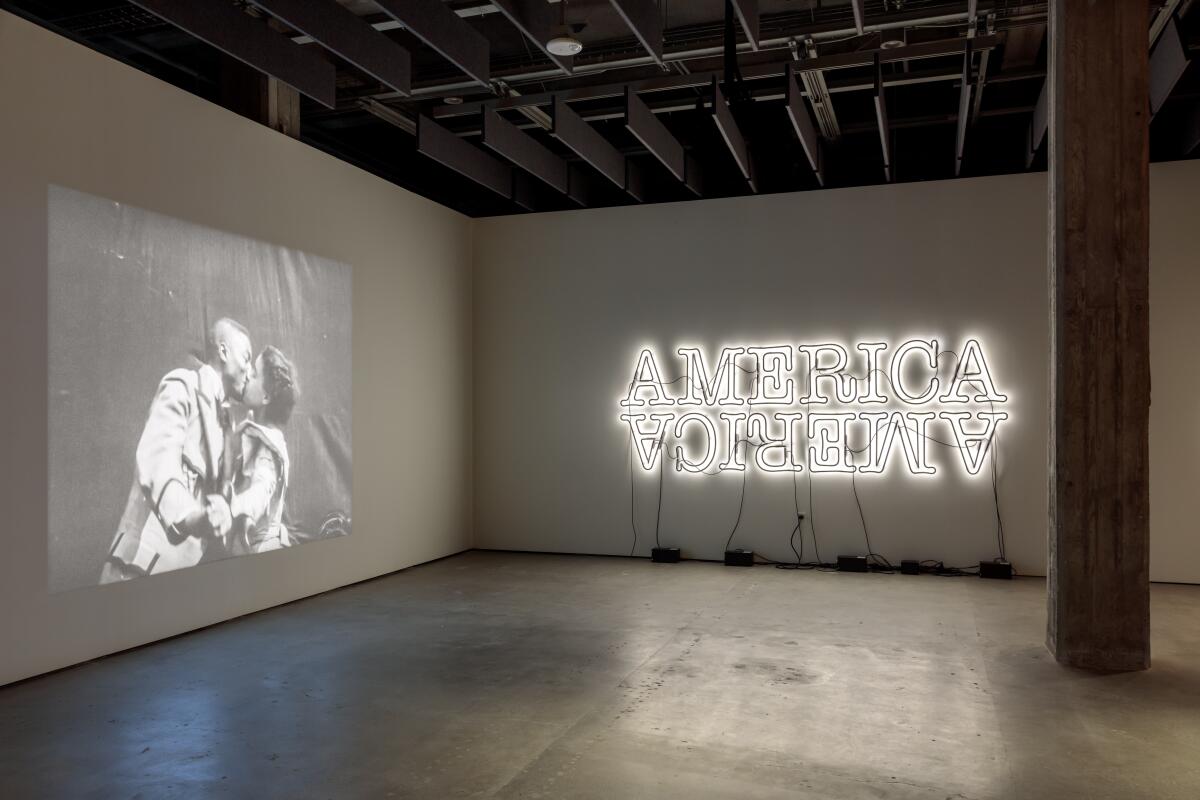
[6,0,1196,216]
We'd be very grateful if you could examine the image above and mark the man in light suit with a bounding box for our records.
[100,318,254,583]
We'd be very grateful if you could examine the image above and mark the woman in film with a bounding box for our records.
[228,346,298,555]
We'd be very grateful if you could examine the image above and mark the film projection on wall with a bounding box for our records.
[48,186,353,592]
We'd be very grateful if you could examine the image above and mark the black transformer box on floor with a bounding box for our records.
[651,547,680,563]
[900,559,921,575]
[837,555,869,573]
[724,549,754,567]
[979,559,1013,579]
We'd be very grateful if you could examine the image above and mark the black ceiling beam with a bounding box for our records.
[419,64,1008,140]
[624,87,688,184]
[250,0,411,97]
[625,159,648,202]
[552,96,643,200]
[710,78,756,192]
[510,172,539,211]
[784,64,823,187]
[417,114,513,199]
[552,96,624,188]
[431,34,1003,119]
[1149,0,1183,48]
[731,0,760,51]
[1026,80,1048,168]
[1150,16,1189,118]
[567,164,604,207]
[373,0,490,87]
[434,66,986,138]
[683,153,704,196]
[608,0,664,65]
[482,110,569,194]
[873,55,892,182]
[491,0,574,74]
[128,0,336,107]
[954,43,972,176]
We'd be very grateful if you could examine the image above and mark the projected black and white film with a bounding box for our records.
[48,186,353,591]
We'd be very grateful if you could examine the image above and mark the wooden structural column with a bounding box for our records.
[219,56,301,138]
[1046,1,1150,671]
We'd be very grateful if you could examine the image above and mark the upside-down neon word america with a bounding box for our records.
[619,339,1008,477]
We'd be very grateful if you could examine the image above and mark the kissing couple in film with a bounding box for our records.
[100,317,298,583]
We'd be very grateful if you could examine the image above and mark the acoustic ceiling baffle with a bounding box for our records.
[566,163,605,207]
[607,0,664,65]
[624,88,702,196]
[624,159,647,203]
[955,42,973,177]
[128,0,336,107]
[417,114,514,201]
[872,55,892,183]
[373,0,491,87]
[1150,0,1184,46]
[251,0,411,97]
[491,0,575,74]
[1150,17,1190,119]
[784,64,824,187]
[709,78,757,193]
[552,96,643,201]
[1026,80,1048,169]
[509,172,539,211]
[427,36,1004,127]
[481,109,570,195]
[683,153,705,197]
[955,0,978,176]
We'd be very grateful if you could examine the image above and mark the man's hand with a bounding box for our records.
[204,494,233,538]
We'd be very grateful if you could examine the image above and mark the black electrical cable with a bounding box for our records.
[723,440,750,553]
[807,464,838,571]
[773,448,813,570]
[831,354,1008,568]
[920,559,980,577]
[848,459,894,573]
[653,435,665,549]
[990,432,1006,562]
[628,437,639,557]
[849,457,872,553]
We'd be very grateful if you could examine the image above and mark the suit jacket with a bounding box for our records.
[103,361,227,579]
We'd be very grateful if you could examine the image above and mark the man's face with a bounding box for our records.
[220,330,254,401]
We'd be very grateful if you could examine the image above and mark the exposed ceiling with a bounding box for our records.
[5,0,1198,217]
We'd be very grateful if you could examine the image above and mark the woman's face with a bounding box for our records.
[242,354,268,409]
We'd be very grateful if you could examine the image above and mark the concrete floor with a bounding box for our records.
[1,552,1198,799]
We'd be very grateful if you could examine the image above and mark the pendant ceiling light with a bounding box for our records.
[546,0,584,57]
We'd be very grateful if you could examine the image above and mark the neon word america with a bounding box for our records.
[619,339,1008,477]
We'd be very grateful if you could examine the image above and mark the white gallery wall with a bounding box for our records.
[1148,161,1200,586]
[474,160,1200,585]
[0,12,473,685]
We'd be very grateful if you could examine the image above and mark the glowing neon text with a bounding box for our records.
[619,338,1008,477]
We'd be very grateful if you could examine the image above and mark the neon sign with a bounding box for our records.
[619,339,1008,477]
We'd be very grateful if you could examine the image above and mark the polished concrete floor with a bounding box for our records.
[1,552,1198,799]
